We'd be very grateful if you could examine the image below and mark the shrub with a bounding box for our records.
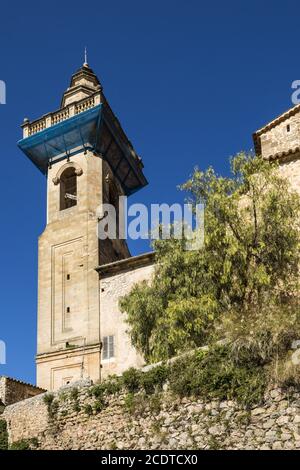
[58,391,68,402]
[0,420,8,450]
[94,397,107,413]
[43,393,54,406]
[102,375,122,395]
[9,438,37,450]
[30,437,39,448]
[141,365,168,394]
[123,392,136,413]
[84,404,93,416]
[43,393,58,419]
[168,346,266,408]
[271,353,300,389]
[122,368,142,393]
[10,440,30,450]
[109,441,118,450]
[91,375,122,398]
[148,393,162,414]
[70,387,79,400]
[73,401,81,413]
[222,304,300,367]
[90,384,105,398]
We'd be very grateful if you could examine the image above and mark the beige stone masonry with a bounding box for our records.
[4,381,300,450]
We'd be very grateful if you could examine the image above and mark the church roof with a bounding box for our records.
[0,375,45,391]
[96,252,155,276]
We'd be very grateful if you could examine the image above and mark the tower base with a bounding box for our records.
[36,343,101,391]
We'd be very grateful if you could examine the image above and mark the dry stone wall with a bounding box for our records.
[3,380,300,450]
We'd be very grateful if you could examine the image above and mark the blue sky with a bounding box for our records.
[0,0,299,384]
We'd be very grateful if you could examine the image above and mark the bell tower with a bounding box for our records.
[18,60,147,391]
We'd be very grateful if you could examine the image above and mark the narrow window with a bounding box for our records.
[287,124,291,132]
[102,335,115,360]
[107,177,120,236]
[60,167,77,211]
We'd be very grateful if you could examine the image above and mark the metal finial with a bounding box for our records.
[84,47,88,66]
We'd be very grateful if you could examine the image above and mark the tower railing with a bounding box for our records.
[22,92,101,138]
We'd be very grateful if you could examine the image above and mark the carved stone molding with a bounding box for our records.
[75,168,83,177]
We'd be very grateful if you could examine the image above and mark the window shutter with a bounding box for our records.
[102,336,108,360]
[102,336,115,359]
[109,335,114,358]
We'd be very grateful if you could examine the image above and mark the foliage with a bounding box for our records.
[93,348,267,408]
[9,440,31,450]
[100,375,122,395]
[221,303,300,367]
[271,352,300,389]
[140,365,168,394]
[123,392,136,413]
[89,375,124,414]
[148,393,162,414]
[168,346,266,408]
[43,393,58,419]
[109,441,118,450]
[121,365,168,395]
[94,397,107,413]
[84,404,93,416]
[58,391,68,402]
[50,399,59,417]
[43,393,54,406]
[122,368,143,393]
[90,375,122,399]
[9,438,38,450]
[70,387,79,400]
[69,387,81,412]
[0,419,8,450]
[207,436,223,450]
[120,152,300,363]
[72,401,81,413]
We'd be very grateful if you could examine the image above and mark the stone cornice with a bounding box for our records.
[36,343,101,362]
[262,146,300,163]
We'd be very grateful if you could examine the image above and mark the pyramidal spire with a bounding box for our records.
[83,47,88,67]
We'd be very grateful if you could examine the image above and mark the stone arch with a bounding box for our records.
[52,161,83,185]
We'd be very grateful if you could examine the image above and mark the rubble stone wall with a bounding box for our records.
[3,380,300,450]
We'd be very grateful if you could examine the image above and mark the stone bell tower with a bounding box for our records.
[18,59,147,391]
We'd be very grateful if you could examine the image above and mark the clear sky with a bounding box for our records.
[0,0,299,384]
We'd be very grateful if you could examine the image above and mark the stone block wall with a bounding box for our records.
[0,376,44,406]
[258,113,300,159]
[278,157,300,194]
[3,380,300,450]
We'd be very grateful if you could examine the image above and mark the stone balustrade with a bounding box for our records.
[22,93,101,138]
[75,96,95,115]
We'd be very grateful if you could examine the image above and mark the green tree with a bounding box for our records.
[120,153,300,363]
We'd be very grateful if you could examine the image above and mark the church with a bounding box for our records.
[18,59,155,391]
[11,59,300,393]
